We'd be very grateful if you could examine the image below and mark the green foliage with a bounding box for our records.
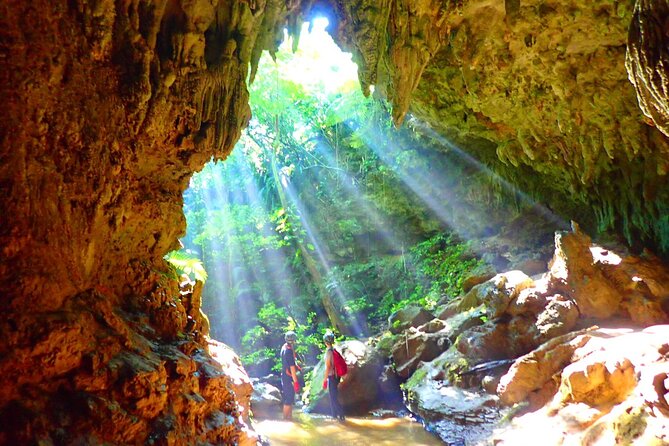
[410,233,482,299]
[164,250,208,283]
[375,331,398,356]
[240,303,290,372]
[326,233,483,332]
[179,23,497,372]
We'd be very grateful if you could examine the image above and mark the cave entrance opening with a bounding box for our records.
[170,17,567,378]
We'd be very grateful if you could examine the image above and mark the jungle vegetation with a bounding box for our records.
[170,22,519,375]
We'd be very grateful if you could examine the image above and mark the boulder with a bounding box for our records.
[559,355,637,407]
[506,281,551,316]
[304,340,385,415]
[436,297,461,320]
[388,305,435,334]
[547,225,669,323]
[389,226,669,444]
[461,263,497,293]
[391,328,451,378]
[403,348,501,445]
[496,329,595,406]
[493,326,669,445]
[458,271,535,317]
[249,380,281,418]
[547,227,623,318]
[533,296,579,339]
[438,305,488,339]
[453,294,579,365]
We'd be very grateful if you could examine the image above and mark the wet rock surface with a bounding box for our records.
[392,225,669,445]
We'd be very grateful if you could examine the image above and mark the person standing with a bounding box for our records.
[322,331,345,421]
[281,331,300,420]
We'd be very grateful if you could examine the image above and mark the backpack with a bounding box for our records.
[332,348,348,377]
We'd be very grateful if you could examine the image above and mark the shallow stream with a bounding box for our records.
[254,412,443,446]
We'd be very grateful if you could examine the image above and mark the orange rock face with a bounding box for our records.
[0,0,309,443]
[495,326,669,445]
[548,224,669,323]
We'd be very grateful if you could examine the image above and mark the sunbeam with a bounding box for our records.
[408,116,568,230]
[276,161,368,336]
[180,11,570,379]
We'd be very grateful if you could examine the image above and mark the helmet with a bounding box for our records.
[323,331,335,344]
[285,331,297,343]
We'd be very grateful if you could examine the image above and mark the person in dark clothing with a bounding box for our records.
[322,331,345,421]
[280,331,300,420]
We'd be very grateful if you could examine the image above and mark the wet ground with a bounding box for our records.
[254,412,444,446]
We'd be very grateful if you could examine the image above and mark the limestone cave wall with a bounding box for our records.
[0,0,309,443]
[2,0,669,444]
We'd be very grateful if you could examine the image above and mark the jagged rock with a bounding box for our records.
[534,295,580,338]
[207,340,254,421]
[506,283,551,316]
[327,0,447,124]
[560,355,637,407]
[179,275,210,338]
[458,271,535,318]
[388,305,435,334]
[626,0,669,138]
[494,326,669,445]
[547,226,669,323]
[548,227,624,318]
[411,0,669,251]
[391,327,451,378]
[497,329,596,406]
[451,303,577,364]
[0,0,317,442]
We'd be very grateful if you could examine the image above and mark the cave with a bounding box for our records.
[1,0,669,444]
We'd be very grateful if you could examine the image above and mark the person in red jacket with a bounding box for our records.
[281,331,300,420]
[322,331,345,422]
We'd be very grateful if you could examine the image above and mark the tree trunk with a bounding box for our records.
[269,153,353,336]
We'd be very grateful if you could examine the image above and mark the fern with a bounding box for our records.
[164,250,208,283]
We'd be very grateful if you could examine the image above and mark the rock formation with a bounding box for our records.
[0,0,311,443]
[3,0,669,443]
[626,0,669,138]
[396,226,669,444]
[495,326,669,445]
[304,340,387,415]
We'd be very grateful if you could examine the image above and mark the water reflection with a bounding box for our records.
[254,413,443,446]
